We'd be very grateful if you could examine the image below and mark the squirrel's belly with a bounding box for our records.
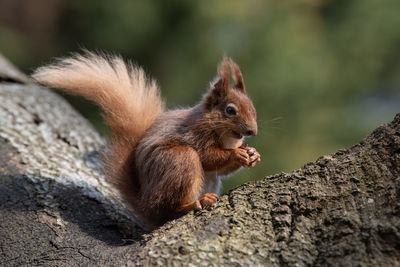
[202,171,222,195]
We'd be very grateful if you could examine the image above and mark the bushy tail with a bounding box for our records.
[33,51,165,208]
[33,51,164,141]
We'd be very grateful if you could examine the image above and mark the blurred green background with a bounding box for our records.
[1,0,399,192]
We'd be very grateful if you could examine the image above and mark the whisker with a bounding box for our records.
[258,117,283,126]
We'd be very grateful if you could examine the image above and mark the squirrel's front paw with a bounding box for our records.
[199,193,219,209]
[246,146,261,167]
[231,148,250,166]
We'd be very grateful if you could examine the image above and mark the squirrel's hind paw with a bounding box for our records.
[199,193,219,209]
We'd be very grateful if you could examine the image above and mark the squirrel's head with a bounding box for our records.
[203,57,257,149]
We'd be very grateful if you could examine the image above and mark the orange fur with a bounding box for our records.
[32,52,165,210]
[32,52,260,230]
[33,51,164,140]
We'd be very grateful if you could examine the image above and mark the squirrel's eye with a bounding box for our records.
[226,106,237,115]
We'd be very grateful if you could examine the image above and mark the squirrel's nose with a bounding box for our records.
[246,130,256,136]
[246,123,258,136]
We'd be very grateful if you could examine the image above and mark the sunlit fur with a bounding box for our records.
[32,53,257,229]
[32,51,165,208]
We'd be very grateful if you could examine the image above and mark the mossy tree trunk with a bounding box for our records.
[0,54,399,266]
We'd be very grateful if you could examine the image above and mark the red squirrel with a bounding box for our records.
[33,51,260,229]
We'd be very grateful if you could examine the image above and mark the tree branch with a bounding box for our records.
[0,54,399,266]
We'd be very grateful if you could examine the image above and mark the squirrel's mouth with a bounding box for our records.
[231,130,243,139]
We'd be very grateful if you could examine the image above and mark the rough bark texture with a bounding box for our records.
[0,54,399,266]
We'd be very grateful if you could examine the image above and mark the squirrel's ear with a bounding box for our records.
[229,59,246,93]
[205,78,225,109]
[204,57,231,109]
[213,56,230,95]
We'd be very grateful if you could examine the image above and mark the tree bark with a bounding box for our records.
[0,54,399,266]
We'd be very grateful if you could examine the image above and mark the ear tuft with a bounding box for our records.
[212,56,230,95]
[229,59,246,93]
[204,56,246,110]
